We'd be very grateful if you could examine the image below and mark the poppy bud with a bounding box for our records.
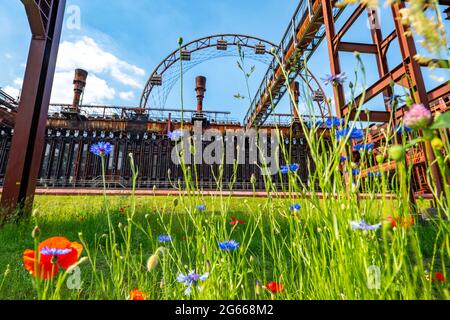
[31,226,40,239]
[146,254,159,272]
[178,37,183,46]
[431,137,444,151]
[206,260,211,272]
[376,154,384,164]
[255,280,262,296]
[202,243,207,255]
[389,145,405,161]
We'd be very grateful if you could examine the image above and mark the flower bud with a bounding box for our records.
[255,280,262,296]
[31,226,40,239]
[146,254,159,272]
[431,137,444,151]
[178,37,183,46]
[389,145,405,161]
[376,154,384,164]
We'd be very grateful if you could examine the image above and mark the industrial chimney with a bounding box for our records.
[72,69,88,112]
[290,81,300,122]
[195,76,207,114]
[193,76,207,123]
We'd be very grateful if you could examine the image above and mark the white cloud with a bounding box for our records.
[4,36,145,106]
[2,85,20,99]
[56,37,145,89]
[119,91,135,101]
[51,71,116,105]
[2,77,23,100]
[13,78,22,87]
[4,53,13,60]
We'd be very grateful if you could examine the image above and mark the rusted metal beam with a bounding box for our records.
[427,82,450,102]
[333,3,366,47]
[322,0,346,117]
[342,62,406,115]
[380,30,397,56]
[346,110,391,122]
[392,2,444,198]
[1,0,66,218]
[337,42,378,54]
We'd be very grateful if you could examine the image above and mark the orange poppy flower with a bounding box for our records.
[265,282,285,294]
[23,237,83,280]
[130,288,146,300]
[386,215,415,229]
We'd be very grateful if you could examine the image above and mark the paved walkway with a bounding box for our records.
[0,188,434,199]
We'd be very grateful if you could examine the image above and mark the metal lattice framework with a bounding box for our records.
[139,34,330,121]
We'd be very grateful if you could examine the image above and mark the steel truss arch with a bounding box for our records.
[140,34,329,122]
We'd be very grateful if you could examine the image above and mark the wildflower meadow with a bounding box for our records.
[0,0,449,305]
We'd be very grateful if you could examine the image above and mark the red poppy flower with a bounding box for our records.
[23,237,83,280]
[130,288,146,300]
[230,216,245,226]
[265,282,285,294]
[386,215,397,229]
[386,215,415,229]
[434,272,445,283]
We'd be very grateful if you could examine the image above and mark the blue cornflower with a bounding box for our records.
[40,247,72,256]
[323,73,347,86]
[167,130,183,141]
[280,164,299,175]
[177,270,209,296]
[340,156,348,162]
[367,171,382,178]
[336,128,364,141]
[218,240,240,251]
[352,168,361,176]
[354,143,375,152]
[395,125,413,134]
[280,166,289,175]
[158,235,172,243]
[325,117,344,128]
[196,204,206,211]
[90,142,113,157]
[290,204,302,211]
[350,220,382,231]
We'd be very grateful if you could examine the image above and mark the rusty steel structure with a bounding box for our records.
[0,1,449,217]
[139,34,331,120]
[0,73,314,192]
[245,0,449,193]
[0,0,66,216]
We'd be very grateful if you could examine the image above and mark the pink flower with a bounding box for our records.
[403,104,432,130]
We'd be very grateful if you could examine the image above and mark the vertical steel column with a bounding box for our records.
[321,0,346,117]
[392,2,444,198]
[367,8,393,112]
[1,0,66,216]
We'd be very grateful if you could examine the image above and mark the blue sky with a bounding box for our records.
[0,1,448,122]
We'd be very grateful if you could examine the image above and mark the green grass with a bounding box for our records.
[0,195,448,300]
